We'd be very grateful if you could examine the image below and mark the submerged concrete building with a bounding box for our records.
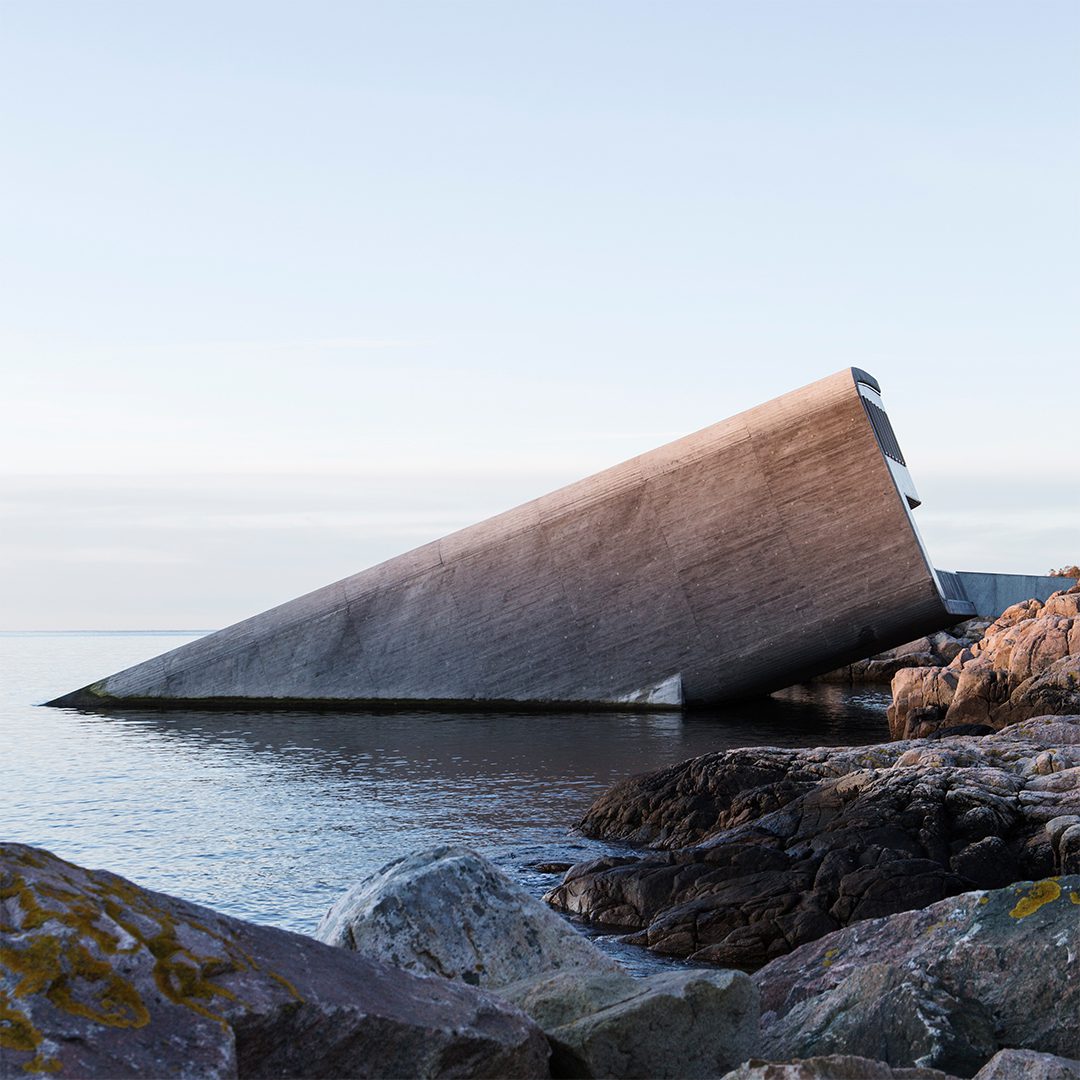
[51,368,976,711]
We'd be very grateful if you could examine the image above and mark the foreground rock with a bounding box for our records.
[754,876,1080,1075]
[0,843,549,1078]
[721,1057,959,1079]
[317,846,759,1078]
[721,1055,1080,1080]
[503,967,757,1079]
[817,619,990,685]
[889,586,1080,739]
[315,845,621,986]
[972,1050,1080,1079]
[545,717,1080,964]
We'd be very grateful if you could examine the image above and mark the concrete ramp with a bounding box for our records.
[49,368,973,711]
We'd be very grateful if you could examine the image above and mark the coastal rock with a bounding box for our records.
[816,620,991,685]
[501,968,758,1079]
[720,1058,959,1079]
[0,843,549,1079]
[756,962,996,1075]
[318,847,760,1078]
[754,877,1080,1072]
[545,719,1080,964]
[889,587,1080,739]
[314,845,620,986]
[973,1050,1080,1079]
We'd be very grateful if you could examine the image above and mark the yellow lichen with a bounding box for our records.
[0,989,41,1052]
[3,852,304,1045]
[978,896,989,905]
[1070,891,1080,905]
[267,971,304,1002]
[822,947,839,968]
[1009,879,1062,918]
[22,1052,62,1074]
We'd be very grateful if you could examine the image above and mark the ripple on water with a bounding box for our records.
[1,632,891,972]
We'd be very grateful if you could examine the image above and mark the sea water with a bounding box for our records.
[1,631,891,972]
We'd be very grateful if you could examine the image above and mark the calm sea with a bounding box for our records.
[1,631,891,972]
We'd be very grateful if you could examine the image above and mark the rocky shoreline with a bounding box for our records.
[814,619,991,686]
[889,586,1080,739]
[544,714,1080,966]
[4,585,1078,1078]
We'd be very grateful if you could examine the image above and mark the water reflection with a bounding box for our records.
[2,633,890,972]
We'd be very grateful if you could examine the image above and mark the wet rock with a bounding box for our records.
[318,847,760,1079]
[721,1058,960,1079]
[754,877,1080,1071]
[315,845,620,987]
[0,843,550,1079]
[545,719,1080,964]
[889,587,1080,739]
[973,1049,1080,1079]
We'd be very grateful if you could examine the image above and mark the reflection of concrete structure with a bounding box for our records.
[50,368,974,711]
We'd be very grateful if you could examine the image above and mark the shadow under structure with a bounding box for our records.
[49,368,974,712]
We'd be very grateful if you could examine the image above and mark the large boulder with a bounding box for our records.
[502,968,758,1079]
[889,586,1080,739]
[720,1058,959,1079]
[314,845,621,986]
[0,843,549,1079]
[545,719,1080,964]
[754,962,996,1075]
[317,846,760,1078]
[753,876,1080,1074]
[973,1050,1080,1080]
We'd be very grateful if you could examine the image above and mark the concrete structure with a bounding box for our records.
[948,571,1078,619]
[50,368,975,711]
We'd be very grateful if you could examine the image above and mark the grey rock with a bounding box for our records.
[315,844,620,987]
[758,963,996,1077]
[540,968,758,1079]
[318,846,760,1079]
[721,1057,960,1079]
[754,877,1080,1070]
[973,1049,1080,1079]
[0,843,549,1079]
[498,969,641,1031]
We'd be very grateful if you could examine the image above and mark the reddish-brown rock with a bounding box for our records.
[889,587,1080,739]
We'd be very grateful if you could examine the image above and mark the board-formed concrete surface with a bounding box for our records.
[49,368,974,711]
[950,571,1078,618]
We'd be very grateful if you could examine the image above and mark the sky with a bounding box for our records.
[2,1,1077,630]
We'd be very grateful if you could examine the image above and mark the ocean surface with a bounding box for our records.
[1,631,892,972]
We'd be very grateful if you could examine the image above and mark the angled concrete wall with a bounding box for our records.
[50,368,968,711]
[953,572,1078,619]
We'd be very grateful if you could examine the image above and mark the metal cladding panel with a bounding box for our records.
[51,368,957,710]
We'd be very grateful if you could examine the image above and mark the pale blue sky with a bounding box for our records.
[2,1,1077,628]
